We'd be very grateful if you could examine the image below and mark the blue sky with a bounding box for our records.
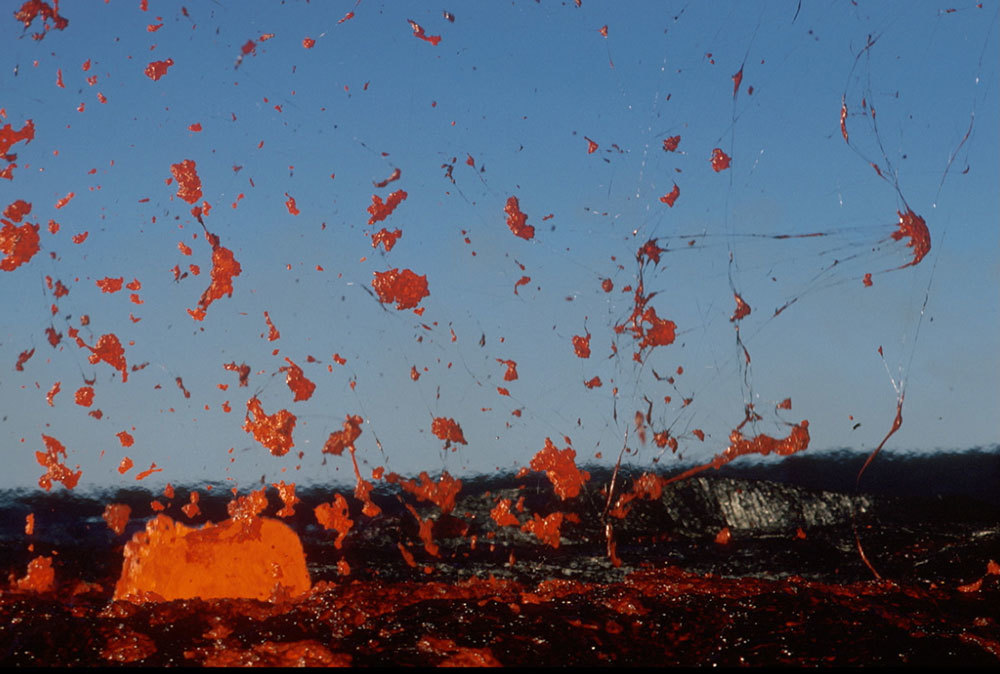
[1,1,997,492]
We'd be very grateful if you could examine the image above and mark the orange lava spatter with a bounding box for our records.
[281,358,316,402]
[387,471,462,514]
[431,417,467,446]
[371,268,429,310]
[323,414,363,456]
[113,514,311,602]
[102,503,131,536]
[272,480,300,518]
[35,434,81,491]
[530,438,591,500]
[490,498,520,527]
[16,555,55,593]
[521,512,565,548]
[170,159,202,204]
[504,196,535,240]
[366,189,407,225]
[144,58,174,81]
[314,493,353,549]
[891,208,931,269]
[659,183,680,207]
[189,232,242,320]
[663,420,811,486]
[1,220,41,271]
[711,147,731,172]
[372,227,402,251]
[76,332,129,382]
[243,396,296,456]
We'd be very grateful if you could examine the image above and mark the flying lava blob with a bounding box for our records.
[114,514,311,602]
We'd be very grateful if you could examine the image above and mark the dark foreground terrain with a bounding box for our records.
[1,449,998,666]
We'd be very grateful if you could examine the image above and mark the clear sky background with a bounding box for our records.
[1,1,997,493]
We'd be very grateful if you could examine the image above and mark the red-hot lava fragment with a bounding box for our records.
[840,99,849,143]
[96,276,124,293]
[35,434,81,491]
[281,358,316,402]
[117,457,133,474]
[15,347,34,371]
[315,493,353,548]
[372,227,402,251]
[373,168,402,188]
[3,199,31,222]
[730,293,752,321]
[497,358,519,381]
[585,136,599,153]
[367,189,408,225]
[102,503,131,536]
[407,19,442,45]
[14,1,68,36]
[530,438,591,500]
[372,268,430,310]
[243,396,296,456]
[662,135,680,152]
[170,159,202,204]
[710,148,731,172]
[272,481,301,518]
[74,386,94,407]
[1,119,35,179]
[323,414,363,456]
[584,376,602,389]
[54,192,74,209]
[601,278,614,293]
[135,463,162,481]
[659,183,680,207]
[513,275,531,295]
[144,58,174,81]
[224,361,251,386]
[189,232,242,320]
[572,333,592,358]
[263,311,280,341]
[16,556,55,593]
[1,220,41,271]
[431,417,468,446]
[863,272,873,287]
[114,514,311,602]
[388,471,463,514]
[490,498,520,527]
[664,420,811,486]
[777,398,792,410]
[284,193,300,215]
[302,37,316,49]
[521,512,565,548]
[45,381,60,405]
[732,67,744,97]
[715,526,732,545]
[891,209,931,268]
[117,430,134,447]
[504,196,535,240]
[76,332,128,382]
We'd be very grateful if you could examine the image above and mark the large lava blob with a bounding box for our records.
[114,514,311,602]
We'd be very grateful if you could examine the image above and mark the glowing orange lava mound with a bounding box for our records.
[114,514,311,602]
